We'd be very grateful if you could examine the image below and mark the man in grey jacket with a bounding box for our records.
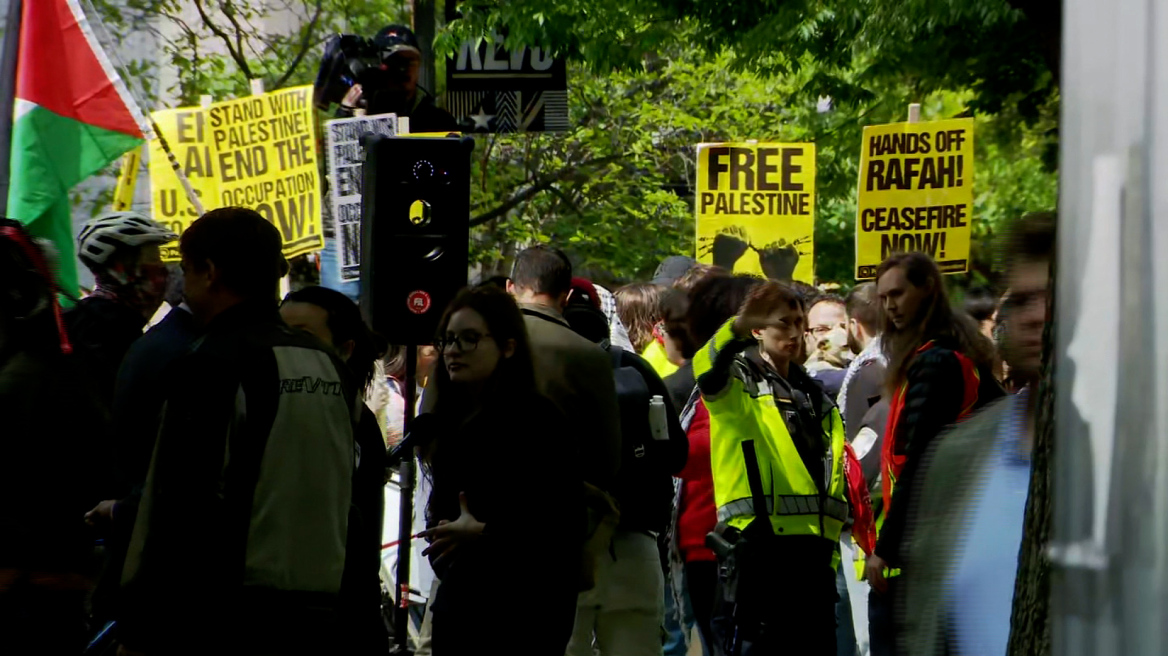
[507,246,623,490]
[509,247,678,656]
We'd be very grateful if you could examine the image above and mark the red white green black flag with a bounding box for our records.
[6,0,150,295]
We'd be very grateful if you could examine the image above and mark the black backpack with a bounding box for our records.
[607,347,686,535]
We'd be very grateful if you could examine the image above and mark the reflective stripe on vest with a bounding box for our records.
[717,494,850,524]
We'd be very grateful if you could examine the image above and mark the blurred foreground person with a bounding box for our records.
[118,208,361,655]
[419,285,583,655]
[696,281,852,655]
[902,214,1069,655]
[281,286,390,654]
[865,253,1003,656]
[0,219,106,654]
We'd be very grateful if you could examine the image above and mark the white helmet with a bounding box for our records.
[77,211,177,269]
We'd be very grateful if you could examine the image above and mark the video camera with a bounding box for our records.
[313,26,421,113]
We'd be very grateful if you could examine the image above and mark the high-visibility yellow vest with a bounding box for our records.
[693,319,849,559]
[642,339,679,379]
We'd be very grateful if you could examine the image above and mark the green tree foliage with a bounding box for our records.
[445,0,1059,287]
[439,0,1059,127]
[84,1,1056,291]
[89,0,408,105]
[466,45,1055,286]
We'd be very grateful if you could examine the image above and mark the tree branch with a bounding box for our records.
[275,0,326,89]
[480,133,498,192]
[193,0,253,79]
[468,155,623,227]
[546,183,585,217]
[218,0,247,64]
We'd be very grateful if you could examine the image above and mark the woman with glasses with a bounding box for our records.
[418,284,583,655]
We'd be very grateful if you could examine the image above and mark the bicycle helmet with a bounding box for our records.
[77,211,177,270]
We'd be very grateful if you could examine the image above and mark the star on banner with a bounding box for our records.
[470,108,495,130]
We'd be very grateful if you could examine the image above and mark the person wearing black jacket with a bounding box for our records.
[65,212,177,414]
[864,253,1003,656]
[0,220,109,654]
[419,285,583,655]
[84,272,200,627]
[118,209,362,655]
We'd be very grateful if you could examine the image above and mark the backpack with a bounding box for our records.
[607,347,680,536]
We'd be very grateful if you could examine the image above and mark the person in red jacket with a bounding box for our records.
[672,272,762,652]
[677,402,718,650]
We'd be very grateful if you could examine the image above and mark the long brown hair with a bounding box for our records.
[877,252,996,395]
[615,282,666,353]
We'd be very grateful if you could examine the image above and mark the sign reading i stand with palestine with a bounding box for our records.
[444,22,568,133]
[148,86,324,261]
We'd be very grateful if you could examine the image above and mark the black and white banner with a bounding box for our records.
[324,114,398,282]
[445,31,568,133]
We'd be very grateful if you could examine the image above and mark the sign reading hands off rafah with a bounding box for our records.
[695,142,817,283]
[148,85,324,261]
[854,118,974,280]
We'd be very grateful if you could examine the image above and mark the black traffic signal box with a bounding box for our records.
[360,135,474,344]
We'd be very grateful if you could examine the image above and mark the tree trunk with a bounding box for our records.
[1006,251,1057,655]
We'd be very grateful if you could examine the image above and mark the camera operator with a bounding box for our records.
[335,25,457,133]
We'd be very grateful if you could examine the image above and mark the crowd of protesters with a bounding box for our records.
[0,206,1055,656]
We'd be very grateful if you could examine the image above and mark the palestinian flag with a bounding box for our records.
[5,0,149,296]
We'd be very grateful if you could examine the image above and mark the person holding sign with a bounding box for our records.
[695,143,817,283]
[864,253,1002,656]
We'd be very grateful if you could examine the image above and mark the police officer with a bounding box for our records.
[694,280,849,656]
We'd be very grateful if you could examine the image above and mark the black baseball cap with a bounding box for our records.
[373,25,421,59]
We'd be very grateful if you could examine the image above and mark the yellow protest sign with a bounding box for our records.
[111,148,142,211]
[695,143,816,282]
[854,118,974,280]
[148,85,323,261]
